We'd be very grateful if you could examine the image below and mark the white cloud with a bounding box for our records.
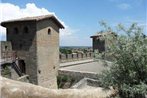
[0,3,75,43]
[117,3,131,10]
[0,3,54,21]
[0,3,54,40]
[0,3,90,46]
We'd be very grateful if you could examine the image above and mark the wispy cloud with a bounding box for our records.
[117,3,131,10]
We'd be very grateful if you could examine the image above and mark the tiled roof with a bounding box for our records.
[1,14,64,28]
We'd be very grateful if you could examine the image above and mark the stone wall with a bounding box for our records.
[58,69,98,81]
[36,19,60,88]
[71,78,101,89]
[1,51,12,59]
[2,21,38,85]
[0,76,115,98]
[0,41,12,59]
[1,18,61,89]
[60,52,93,63]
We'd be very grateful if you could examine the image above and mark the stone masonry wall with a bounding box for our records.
[4,21,38,85]
[58,69,98,81]
[1,76,115,98]
[36,19,59,88]
[60,52,93,63]
[0,41,12,59]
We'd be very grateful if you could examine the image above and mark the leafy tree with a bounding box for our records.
[98,22,147,98]
[60,48,72,54]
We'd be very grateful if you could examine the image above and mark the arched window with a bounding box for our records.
[13,27,18,34]
[48,28,51,35]
[23,26,29,34]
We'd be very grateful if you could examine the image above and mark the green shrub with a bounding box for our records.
[1,66,11,78]
[60,48,72,54]
[98,22,147,98]
[57,75,75,88]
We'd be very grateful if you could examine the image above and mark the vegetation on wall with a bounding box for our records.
[57,75,76,89]
[1,65,11,78]
[60,48,72,54]
[98,21,147,98]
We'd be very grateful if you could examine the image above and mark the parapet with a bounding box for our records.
[0,76,117,98]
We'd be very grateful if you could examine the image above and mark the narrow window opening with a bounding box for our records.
[48,28,51,35]
[5,46,8,50]
[14,27,18,34]
[23,26,29,34]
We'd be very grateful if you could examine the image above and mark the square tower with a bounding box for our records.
[1,15,64,88]
[90,32,116,53]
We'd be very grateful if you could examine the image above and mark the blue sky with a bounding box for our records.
[0,0,146,46]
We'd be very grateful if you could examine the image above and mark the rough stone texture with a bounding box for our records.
[1,15,63,89]
[3,21,39,85]
[71,78,101,89]
[58,69,98,80]
[60,53,93,63]
[90,32,116,52]
[92,37,105,52]
[36,19,60,88]
[0,76,115,98]
[10,67,20,80]
[0,41,12,59]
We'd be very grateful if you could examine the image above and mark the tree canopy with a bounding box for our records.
[98,22,147,98]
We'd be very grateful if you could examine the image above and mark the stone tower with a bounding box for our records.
[90,32,116,53]
[1,15,64,88]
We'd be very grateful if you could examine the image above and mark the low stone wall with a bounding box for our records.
[0,76,115,98]
[58,69,98,80]
[60,52,93,63]
[1,52,93,63]
[71,78,101,89]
